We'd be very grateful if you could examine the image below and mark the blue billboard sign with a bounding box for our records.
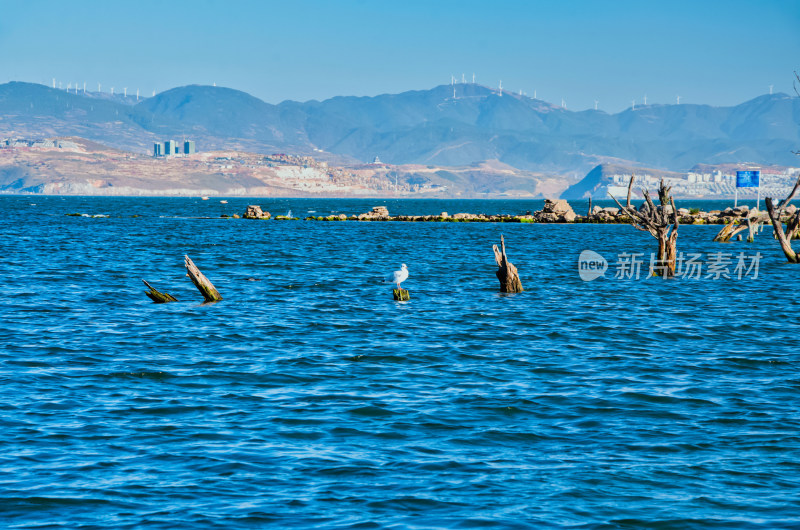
[736,170,760,188]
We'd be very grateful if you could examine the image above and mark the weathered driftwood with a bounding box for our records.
[765,197,800,262]
[492,235,523,293]
[626,173,635,209]
[746,218,757,243]
[184,255,223,302]
[610,177,679,277]
[764,174,800,262]
[787,220,800,241]
[713,221,748,242]
[143,280,177,303]
[393,288,410,301]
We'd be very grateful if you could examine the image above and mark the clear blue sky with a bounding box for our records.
[1,0,798,112]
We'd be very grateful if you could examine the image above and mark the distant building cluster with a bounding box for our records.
[154,139,196,158]
[1,137,79,150]
[603,167,800,199]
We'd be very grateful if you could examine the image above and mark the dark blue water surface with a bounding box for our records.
[1,196,799,529]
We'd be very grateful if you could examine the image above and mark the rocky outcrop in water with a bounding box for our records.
[358,206,390,220]
[228,199,789,225]
[243,205,271,219]
[533,199,577,223]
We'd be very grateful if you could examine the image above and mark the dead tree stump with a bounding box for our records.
[185,255,223,302]
[746,218,757,243]
[493,235,523,293]
[610,177,679,277]
[766,198,800,262]
[143,280,177,303]
[764,174,800,262]
[713,221,748,242]
[393,289,410,301]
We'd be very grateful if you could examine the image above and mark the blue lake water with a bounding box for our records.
[1,196,798,529]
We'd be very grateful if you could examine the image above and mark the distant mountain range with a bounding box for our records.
[1,81,798,178]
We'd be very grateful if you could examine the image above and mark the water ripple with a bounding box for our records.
[1,197,799,528]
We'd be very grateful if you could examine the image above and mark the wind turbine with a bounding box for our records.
[111,87,114,95]
[123,87,127,97]
[632,100,636,110]
[98,82,101,92]
[83,82,86,94]
[136,88,139,101]
[561,98,566,109]
[769,84,773,95]
[52,78,55,89]
[643,94,647,105]
[533,89,536,99]
[472,73,475,83]
[498,80,502,96]
[461,73,465,84]
[594,99,599,110]
[676,95,681,104]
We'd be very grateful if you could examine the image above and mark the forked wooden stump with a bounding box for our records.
[713,221,748,242]
[766,196,800,263]
[492,235,523,293]
[143,280,177,303]
[746,218,757,242]
[185,255,223,302]
[610,177,679,277]
[393,289,410,301]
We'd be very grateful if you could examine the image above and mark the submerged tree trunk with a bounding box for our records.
[392,289,410,301]
[764,73,800,258]
[626,174,635,209]
[185,255,223,302]
[492,235,523,293]
[143,280,177,303]
[713,221,749,242]
[663,230,678,277]
[610,180,679,278]
[765,197,800,263]
[787,222,800,241]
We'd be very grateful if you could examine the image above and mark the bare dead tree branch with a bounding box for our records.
[185,255,223,302]
[626,174,635,209]
[492,235,523,293]
[777,175,800,210]
[765,197,799,262]
[609,179,679,277]
[765,174,800,262]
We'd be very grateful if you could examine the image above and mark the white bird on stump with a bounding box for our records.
[389,263,408,289]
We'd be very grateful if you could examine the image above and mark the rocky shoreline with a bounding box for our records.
[237,199,790,224]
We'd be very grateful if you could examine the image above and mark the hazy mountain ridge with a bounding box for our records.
[0,136,560,197]
[1,81,798,176]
